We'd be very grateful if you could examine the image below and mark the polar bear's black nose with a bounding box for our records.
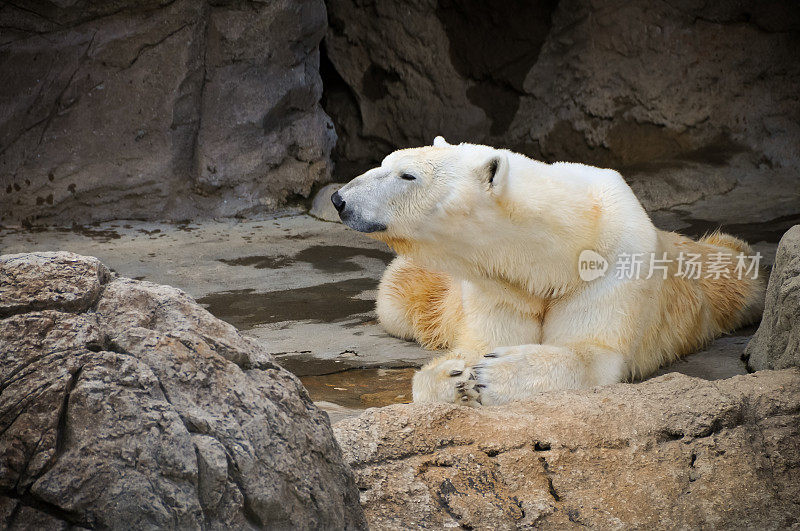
[331,191,345,213]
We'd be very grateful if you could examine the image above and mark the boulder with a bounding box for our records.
[334,370,800,529]
[745,225,800,371]
[0,0,334,225]
[0,252,365,529]
[309,183,344,222]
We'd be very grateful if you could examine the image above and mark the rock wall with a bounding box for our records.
[0,0,334,225]
[2,0,798,223]
[745,224,800,371]
[335,370,800,529]
[324,0,800,211]
[0,252,366,528]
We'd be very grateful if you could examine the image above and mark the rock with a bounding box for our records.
[309,183,343,222]
[323,0,800,215]
[651,334,749,381]
[0,0,334,225]
[745,225,800,371]
[0,252,109,318]
[334,370,800,529]
[0,252,365,529]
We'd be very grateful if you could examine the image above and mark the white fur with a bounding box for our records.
[336,137,762,406]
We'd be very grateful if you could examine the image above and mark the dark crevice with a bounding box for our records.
[84,338,106,352]
[53,365,83,460]
[435,0,558,136]
[156,379,173,407]
[223,452,264,529]
[103,339,129,355]
[658,428,685,442]
[361,64,401,102]
[193,445,214,523]
[319,38,395,179]
[538,455,561,502]
[546,477,561,502]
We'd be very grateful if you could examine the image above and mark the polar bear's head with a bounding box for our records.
[331,136,514,245]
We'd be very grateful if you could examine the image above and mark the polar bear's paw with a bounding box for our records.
[412,354,478,404]
[413,350,519,406]
[458,350,523,406]
[454,351,505,407]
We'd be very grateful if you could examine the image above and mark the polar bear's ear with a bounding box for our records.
[433,136,450,147]
[483,152,510,189]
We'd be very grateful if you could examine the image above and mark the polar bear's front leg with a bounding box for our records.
[415,343,626,407]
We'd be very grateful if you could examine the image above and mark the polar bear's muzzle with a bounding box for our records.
[331,190,388,233]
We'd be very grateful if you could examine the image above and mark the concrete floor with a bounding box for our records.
[0,202,788,420]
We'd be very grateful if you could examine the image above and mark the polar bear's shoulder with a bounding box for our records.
[546,161,627,189]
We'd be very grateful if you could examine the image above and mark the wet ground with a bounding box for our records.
[1,185,796,421]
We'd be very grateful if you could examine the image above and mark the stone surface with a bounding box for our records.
[334,370,800,529]
[0,0,334,225]
[0,251,365,529]
[745,225,800,371]
[309,183,344,222]
[323,0,800,214]
[651,332,751,381]
[0,252,109,318]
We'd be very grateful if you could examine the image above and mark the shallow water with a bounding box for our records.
[217,244,393,272]
[299,368,415,409]
[196,278,377,330]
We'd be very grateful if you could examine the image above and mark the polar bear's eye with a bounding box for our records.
[400,173,417,181]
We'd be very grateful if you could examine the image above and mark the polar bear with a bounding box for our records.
[331,137,766,406]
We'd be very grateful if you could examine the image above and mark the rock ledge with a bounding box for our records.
[335,369,800,529]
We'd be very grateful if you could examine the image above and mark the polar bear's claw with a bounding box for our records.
[456,367,486,407]
[455,376,483,407]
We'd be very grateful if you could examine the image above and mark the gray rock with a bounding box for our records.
[334,370,800,529]
[0,0,334,225]
[309,183,344,222]
[0,252,109,318]
[0,252,366,529]
[745,225,800,371]
[324,0,800,214]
